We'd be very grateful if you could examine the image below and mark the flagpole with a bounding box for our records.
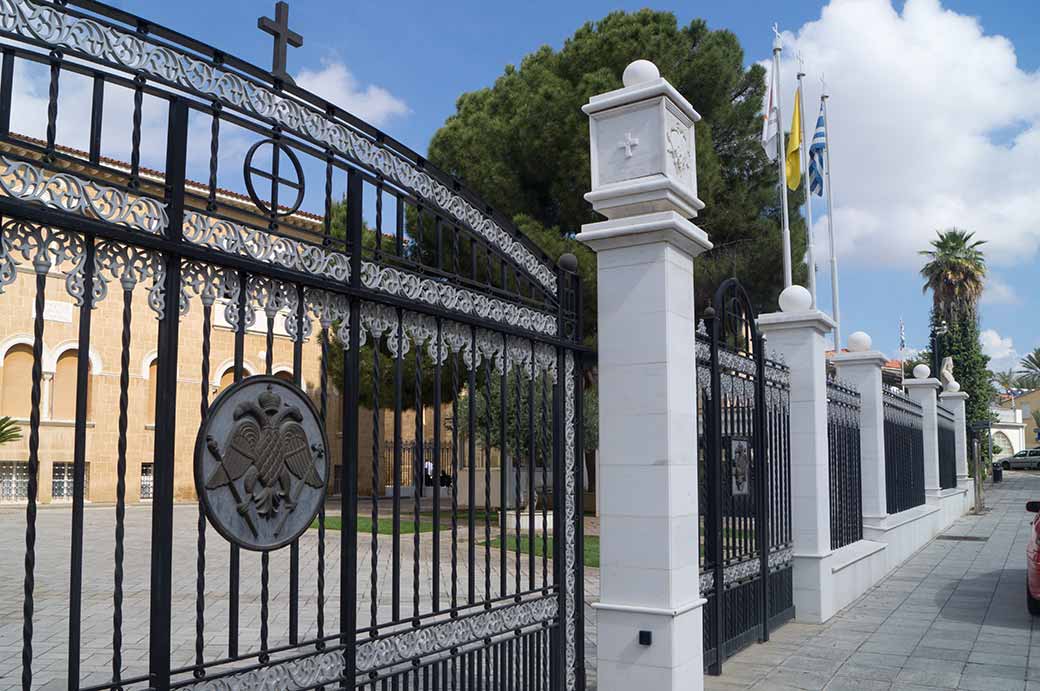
[821,79,841,347]
[796,59,817,307]
[773,25,793,288]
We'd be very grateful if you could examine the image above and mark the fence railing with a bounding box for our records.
[827,378,863,550]
[381,440,456,490]
[937,405,957,489]
[883,388,926,513]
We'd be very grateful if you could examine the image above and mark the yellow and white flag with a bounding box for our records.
[786,87,802,190]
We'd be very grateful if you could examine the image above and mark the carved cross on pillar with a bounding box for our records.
[258,1,303,85]
[618,131,639,158]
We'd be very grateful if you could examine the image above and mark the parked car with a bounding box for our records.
[1003,448,1040,470]
[1027,501,1040,614]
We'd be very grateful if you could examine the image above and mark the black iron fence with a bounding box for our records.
[883,388,926,513]
[381,440,456,490]
[0,1,588,688]
[937,405,957,489]
[696,279,794,674]
[827,378,862,550]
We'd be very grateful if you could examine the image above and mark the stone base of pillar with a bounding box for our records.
[926,486,972,528]
[862,504,942,573]
[792,540,888,624]
[594,602,705,691]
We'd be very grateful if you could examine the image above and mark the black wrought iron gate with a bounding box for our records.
[696,279,793,674]
[0,1,586,689]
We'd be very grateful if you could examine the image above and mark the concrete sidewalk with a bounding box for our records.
[707,471,1040,691]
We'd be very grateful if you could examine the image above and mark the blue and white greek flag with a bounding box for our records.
[808,101,826,197]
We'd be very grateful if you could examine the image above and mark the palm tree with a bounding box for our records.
[993,369,1020,407]
[1020,348,1040,389]
[0,416,21,445]
[919,228,987,319]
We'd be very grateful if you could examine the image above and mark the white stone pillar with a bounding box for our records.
[905,365,942,497]
[831,332,888,524]
[940,391,970,483]
[579,59,709,691]
[758,287,836,622]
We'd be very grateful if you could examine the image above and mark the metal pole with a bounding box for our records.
[797,66,816,307]
[772,26,793,288]
[820,87,841,346]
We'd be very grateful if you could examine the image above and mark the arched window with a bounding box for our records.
[147,360,158,424]
[218,369,236,392]
[1,344,34,419]
[274,370,294,383]
[993,431,1014,457]
[53,350,91,420]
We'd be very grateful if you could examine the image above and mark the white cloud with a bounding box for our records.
[981,328,1018,370]
[769,0,1040,269]
[981,276,1020,305]
[296,59,409,127]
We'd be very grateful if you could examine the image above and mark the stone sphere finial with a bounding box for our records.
[847,331,872,352]
[778,285,812,313]
[945,380,961,393]
[622,60,660,87]
[913,363,931,379]
[558,253,578,273]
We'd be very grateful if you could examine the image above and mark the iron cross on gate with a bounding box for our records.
[258,1,303,84]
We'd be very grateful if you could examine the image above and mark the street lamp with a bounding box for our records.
[931,318,948,378]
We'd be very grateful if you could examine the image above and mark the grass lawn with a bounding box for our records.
[316,515,435,534]
[486,535,600,569]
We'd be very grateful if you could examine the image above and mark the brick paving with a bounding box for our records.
[706,470,1040,691]
[7,473,1029,690]
[0,501,598,690]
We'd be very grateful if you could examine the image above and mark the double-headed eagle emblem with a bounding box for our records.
[205,384,324,538]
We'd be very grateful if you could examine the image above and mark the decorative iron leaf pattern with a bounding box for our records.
[883,387,924,428]
[360,261,557,338]
[564,351,577,691]
[0,219,87,301]
[94,240,166,318]
[0,155,167,234]
[183,212,350,283]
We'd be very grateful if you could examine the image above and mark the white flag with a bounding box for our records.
[761,66,779,161]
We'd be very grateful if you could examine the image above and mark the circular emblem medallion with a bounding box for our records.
[243,138,306,218]
[194,375,328,552]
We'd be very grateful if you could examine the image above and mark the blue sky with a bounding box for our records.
[106,0,1040,368]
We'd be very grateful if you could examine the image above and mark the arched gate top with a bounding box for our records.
[0,0,562,302]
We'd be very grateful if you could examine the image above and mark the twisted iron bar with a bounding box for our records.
[370,336,380,631]
[195,303,212,672]
[111,287,132,684]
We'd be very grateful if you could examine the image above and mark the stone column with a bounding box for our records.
[905,365,942,497]
[831,332,888,524]
[940,390,970,483]
[579,59,709,691]
[758,286,836,622]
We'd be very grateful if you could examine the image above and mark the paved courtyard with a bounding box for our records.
[2,473,1037,690]
[0,500,599,690]
[707,471,1040,691]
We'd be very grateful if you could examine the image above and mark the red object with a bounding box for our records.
[1027,501,1040,614]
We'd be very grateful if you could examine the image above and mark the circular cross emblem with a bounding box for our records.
[243,138,306,218]
[194,375,328,552]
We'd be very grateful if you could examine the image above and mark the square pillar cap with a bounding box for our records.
[831,350,889,367]
[904,377,941,391]
[578,210,712,258]
[939,391,969,401]
[758,309,835,336]
[583,76,701,123]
